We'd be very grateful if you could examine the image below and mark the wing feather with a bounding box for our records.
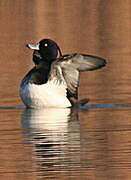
[49,53,106,99]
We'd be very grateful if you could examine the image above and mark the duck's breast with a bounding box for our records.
[20,80,71,108]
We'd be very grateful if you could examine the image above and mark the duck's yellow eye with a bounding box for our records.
[44,43,48,47]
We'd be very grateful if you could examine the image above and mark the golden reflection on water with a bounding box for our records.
[0,0,131,179]
[0,107,131,179]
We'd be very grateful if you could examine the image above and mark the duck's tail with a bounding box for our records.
[73,98,89,107]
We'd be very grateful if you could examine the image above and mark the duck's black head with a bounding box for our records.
[26,39,62,65]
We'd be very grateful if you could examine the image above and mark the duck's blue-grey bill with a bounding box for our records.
[26,43,40,50]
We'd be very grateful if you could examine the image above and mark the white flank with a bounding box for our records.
[20,80,71,108]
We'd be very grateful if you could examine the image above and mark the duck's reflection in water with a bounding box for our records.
[21,108,81,178]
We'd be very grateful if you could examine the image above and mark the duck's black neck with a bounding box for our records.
[28,61,52,85]
[33,53,55,66]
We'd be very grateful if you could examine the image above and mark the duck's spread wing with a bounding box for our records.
[49,53,106,99]
[60,53,107,71]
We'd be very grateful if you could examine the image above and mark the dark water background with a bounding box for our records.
[0,1,131,179]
